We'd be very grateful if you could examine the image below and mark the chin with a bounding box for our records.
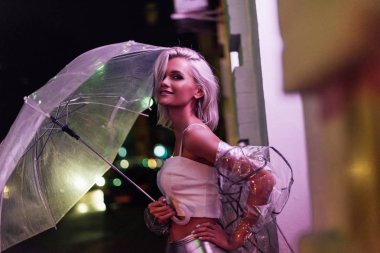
[157,99,170,106]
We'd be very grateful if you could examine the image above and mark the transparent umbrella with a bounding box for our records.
[0,41,164,251]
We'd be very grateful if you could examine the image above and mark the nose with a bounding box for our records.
[160,75,170,87]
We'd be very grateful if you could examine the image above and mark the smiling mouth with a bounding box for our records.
[160,90,173,95]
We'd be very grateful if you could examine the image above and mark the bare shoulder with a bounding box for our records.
[183,124,221,163]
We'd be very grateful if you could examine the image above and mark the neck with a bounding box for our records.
[168,104,201,134]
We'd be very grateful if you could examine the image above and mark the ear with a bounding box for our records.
[193,86,204,99]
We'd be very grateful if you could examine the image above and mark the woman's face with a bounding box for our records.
[157,57,201,107]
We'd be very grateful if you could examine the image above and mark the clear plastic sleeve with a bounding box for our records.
[215,142,294,252]
[143,208,170,236]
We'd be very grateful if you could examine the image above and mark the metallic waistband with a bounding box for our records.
[168,234,197,246]
[167,234,227,253]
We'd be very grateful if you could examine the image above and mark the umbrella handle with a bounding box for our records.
[50,116,156,202]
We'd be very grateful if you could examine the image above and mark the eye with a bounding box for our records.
[171,74,183,80]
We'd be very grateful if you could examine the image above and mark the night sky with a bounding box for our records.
[0,0,204,140]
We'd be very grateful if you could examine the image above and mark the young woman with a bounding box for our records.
[146,47,275,253]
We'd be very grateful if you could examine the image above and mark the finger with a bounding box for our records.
[193,223,216,233]
[192,226,217,239]
[156,210,176,223]
[159,211,175,220]
[158,196,167,203]
[196,222,215,230]
[197,231,216,238]
[148,201,167,208]
[155,207,175,216]
[195,233,218,243]
[152,205,174,212]
[149,196,168,207]
[153,207,175,218]
[150,204,171,212]
[199,236,217,244]
[149,203,173,213]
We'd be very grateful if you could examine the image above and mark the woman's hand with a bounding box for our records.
[191,222,241,251]
[147,196,176,224]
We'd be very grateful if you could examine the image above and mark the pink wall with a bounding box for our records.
[256,0,312,251]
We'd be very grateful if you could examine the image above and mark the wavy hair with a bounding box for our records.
[153,47,220,130]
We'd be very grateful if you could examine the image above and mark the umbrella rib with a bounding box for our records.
[48,116,156,202]
[33,135,58,228]
[77,137,155,202]
[34,119,61,160]
[67,95,144,105]
[64,101,149,117]
[25,93,147,159]
[32,106,68,159]
[21,121,59,159]
[30,104,69,160]
[56,102,86,124]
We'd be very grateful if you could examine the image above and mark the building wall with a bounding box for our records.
[255,1,312,251]
[225,0,312,251]
[278,1,380,252]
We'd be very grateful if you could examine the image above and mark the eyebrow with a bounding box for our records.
[167,70,184,75]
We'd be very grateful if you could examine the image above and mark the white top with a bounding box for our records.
[157,124,221,224]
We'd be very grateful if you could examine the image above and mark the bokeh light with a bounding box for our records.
[112,178,122,187]
[3,186,9,199]
[142,97,154,108]
[95,177,106,187]
[153,144,168,158]
[142,158,149,168]
[120,159,129,169]
[118,147,127,157]
[73,176,87,190]
[77,203,89,214]
[156,159,163,168]
[92,189,106,211]
[147,158,157,169]
[73,189,106,215]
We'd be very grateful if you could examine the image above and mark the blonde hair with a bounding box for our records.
[153,47,220,130]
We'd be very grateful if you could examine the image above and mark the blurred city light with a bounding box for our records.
[91,189,106,211]
[95,176,106,187]
[230,51,240,71]
[142,158,149,168]
[147,158,157,169]
[173,0,208,14]
[142,97,154,109]
[73,189,106,215]
[156,159,163,168]
[112,178,122,187]
[77,203,89,214]
[153,144,168,158]
[73,176,87,191]
[118,147,127,157]
[3,185,9,199]
[120,159,129,169]
[96,63,105,71]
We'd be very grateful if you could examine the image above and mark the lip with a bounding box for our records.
[159,90,174,95]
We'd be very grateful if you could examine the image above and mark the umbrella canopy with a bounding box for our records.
[0,41,165,250]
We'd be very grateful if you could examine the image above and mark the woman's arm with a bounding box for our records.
[192,169,275,251]
[180,124,220,164]
[147,196,176,224]
[229,169,275,248]
[185,129,276,250]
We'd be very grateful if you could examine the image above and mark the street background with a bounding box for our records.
[1,1,221,252]
[5,204,167,253]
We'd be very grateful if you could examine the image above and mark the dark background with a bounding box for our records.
[0,1,221,252]
[0,0,211,140]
